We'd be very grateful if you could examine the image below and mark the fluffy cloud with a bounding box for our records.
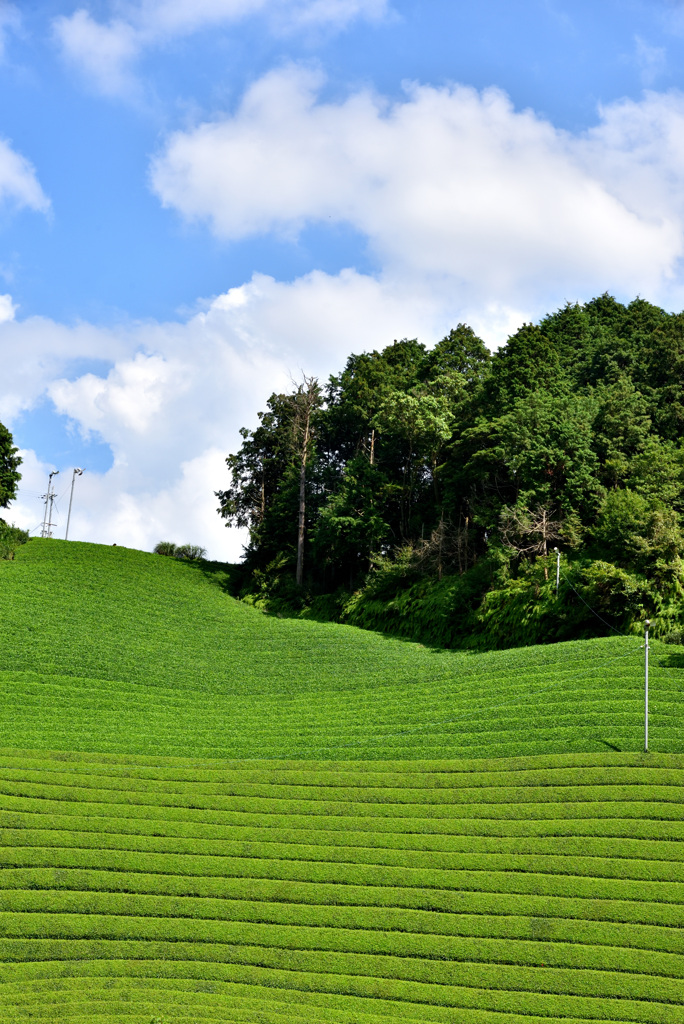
[3,267,454,559]
[151,67,684,308]
[0,315,126,423]
[53,0,387,96]
[0,138,50,214]
[13,64,684,559]
[53,11,140,98]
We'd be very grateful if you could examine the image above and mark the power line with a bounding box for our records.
[558,569,633,638]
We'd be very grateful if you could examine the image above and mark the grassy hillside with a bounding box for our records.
[1,540,684,1022]
[0,539,682,759]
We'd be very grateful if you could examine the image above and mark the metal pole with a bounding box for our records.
[48,490,55,537]
[65,468,83,541]
[48,471,59,537]
[554,546,560,595]
[40,488,49,538]
[41,470,58,538]
[644,619,650,753]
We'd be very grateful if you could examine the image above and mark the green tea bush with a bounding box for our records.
[5,539,682,763]
[0,542,683,1021]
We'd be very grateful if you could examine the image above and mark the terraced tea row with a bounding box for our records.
[3,541,684,1021]
[1,647,680,760]
[2,541,682,760]
[0,750,682,1022]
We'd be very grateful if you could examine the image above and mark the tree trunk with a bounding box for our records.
[437,514,444,581]
[542,509,549,580]
[296,408,310,587]
[464,516,469,573]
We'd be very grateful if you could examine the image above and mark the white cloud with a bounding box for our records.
[0,139,50,214]
[20,447,235,554]
[53,10,140,98]
[580,89,684,223]
[0,314,126,423]
[49,352,192,438]
[53,0,388,96]
[2,267,455,559]
[0,294,15,323]
[151,68,684,308]
[12,68,684,560]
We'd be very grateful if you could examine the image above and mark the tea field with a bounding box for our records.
[0,539,682,760]
[0,539,683,1022]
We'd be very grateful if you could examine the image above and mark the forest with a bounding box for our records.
[217,294,684,649]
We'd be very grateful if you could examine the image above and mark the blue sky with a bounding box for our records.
[3,0,684,556]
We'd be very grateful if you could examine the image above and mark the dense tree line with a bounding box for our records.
[217,295,684,647]
[0,422,21,514]
[0,422,25,559]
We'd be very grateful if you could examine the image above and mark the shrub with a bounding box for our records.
[175,544,207,561]
[0,521,29,560]
[154,541,177,557]
[241,554,306,613]
[154,541,206,561]
[343,558,493,648]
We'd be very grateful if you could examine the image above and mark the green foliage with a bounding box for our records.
[154,540,178,556]
[218,294,684,649]
[154,541,207,560]
[342,555,493,647]
[0,521,29,560]
[176,543,207,560]
[242,554,307,612]
[312,456,391,587]
[0,421,21,510]
[462,390,602,524]
[216,381,324,578]
[593,488,684,571]
[484,321,565,407]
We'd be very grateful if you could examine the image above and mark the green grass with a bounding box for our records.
[0,539,684,1021]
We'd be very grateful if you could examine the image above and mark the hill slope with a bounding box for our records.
[1,540,684,1022]
[0,539,682,759]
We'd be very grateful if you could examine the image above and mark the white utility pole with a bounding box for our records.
[40,470,59,538]
[554,546,560,596]
[644,619,650,753]
[65,468,83,541]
